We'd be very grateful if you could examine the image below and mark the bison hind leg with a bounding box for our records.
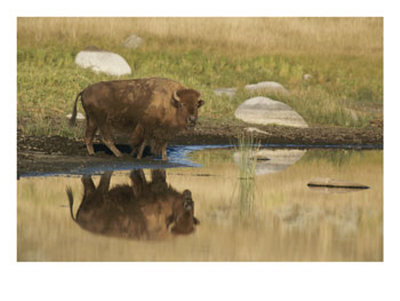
[98,125,123,157]
[85,116,98,156]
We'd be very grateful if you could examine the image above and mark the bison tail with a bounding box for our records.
[69,91,83,127]
[66,186,76,222]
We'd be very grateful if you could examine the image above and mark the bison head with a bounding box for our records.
[171,89,205,129]
[167,189,200,234]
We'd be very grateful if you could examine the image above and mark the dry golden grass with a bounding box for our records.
[17,17,382,56]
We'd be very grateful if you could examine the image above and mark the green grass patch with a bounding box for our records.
[17,39,382,137]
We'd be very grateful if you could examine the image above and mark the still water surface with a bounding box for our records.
[17,148,383,261]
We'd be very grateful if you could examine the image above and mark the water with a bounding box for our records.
[17,147,383,261]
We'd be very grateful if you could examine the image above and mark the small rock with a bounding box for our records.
[214,87,237,97]
[75,47,131,76]
[123,34,143,49]
[233,149,306,175]
[303,74,312,80]
[244,81,289,95]
[66,113,85,120]
[235,96,308,128]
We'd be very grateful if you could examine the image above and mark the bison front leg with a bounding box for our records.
[150,140,168,160]
[151,169,167,184]
[129,124,145,158]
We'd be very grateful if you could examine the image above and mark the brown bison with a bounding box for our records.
[69,77,205,160]
[66,169,199,240]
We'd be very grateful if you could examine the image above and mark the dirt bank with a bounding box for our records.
[17,122,383,176]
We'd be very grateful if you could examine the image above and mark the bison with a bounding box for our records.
[69,77,205,160]
[66,169,200,240]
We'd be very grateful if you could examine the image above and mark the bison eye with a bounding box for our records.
[197,100,205,108]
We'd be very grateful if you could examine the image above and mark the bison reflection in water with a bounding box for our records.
[66,169,199,240]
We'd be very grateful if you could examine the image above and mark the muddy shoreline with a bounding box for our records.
[17,123,383,177]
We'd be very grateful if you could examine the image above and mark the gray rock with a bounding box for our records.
[234,149,306,175]
[303,73,312,80]
[234,96,308,127]
[123,34,143,49]
[244,81,289,95]
[75,47,131,76]
[214,87,237,97]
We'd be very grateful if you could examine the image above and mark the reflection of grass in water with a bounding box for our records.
[301,149,382,167]
[237,133,260,220]
[189,148,234,167]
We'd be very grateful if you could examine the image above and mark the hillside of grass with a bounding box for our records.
[17,17,383,137]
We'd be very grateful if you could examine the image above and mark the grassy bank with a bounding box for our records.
[17,17,383,137]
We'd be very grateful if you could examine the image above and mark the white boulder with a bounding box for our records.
[75,47,131,76]
[234,96,308,128]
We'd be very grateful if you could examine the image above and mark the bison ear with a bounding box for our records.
[171,90,182,108]
[193,217,200,225]
[197,99,205,108]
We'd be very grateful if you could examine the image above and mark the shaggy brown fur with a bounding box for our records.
[66,169,199,240]
[70,77,204,159]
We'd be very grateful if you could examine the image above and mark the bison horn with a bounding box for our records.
[173,90,181,102]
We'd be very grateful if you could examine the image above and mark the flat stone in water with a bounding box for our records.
[234,96,308,128]
[234,149,306,175]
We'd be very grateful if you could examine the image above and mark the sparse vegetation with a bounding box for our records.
[17,17,383,137]
[237,133,260,219]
